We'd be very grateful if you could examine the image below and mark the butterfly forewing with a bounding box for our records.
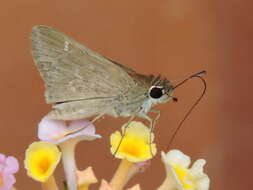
[32,26,136,104]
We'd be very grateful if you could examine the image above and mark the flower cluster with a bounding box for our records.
[0,115,210,190]
[0,154,19,190]
[22,116,210,190]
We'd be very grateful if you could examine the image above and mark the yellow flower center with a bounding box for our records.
[121,140,142,157]
[0,174,3,187]
[38,157,51,174]
[173,164,195,189]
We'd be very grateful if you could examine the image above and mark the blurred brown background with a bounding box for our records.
[0,0,252,189]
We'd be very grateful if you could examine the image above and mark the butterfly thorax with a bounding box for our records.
[112,74,173,118]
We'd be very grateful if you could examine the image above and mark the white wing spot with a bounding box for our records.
[64,41,70,51]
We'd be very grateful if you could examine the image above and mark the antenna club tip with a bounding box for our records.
[193,70,207,77]
[198,70,207,76]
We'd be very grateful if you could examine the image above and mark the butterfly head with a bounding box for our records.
[148,76,176,105]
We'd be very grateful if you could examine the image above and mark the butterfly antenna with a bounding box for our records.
[170,71,206,84]
[172,70,206,89]
[166,71,207,150]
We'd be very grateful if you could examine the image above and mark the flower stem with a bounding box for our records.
[110,159,133,190]
[41,175,59,190]
[156,175,176,190]
[60,139,78,190]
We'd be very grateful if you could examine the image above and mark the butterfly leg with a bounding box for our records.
[139,110,160,157]
[65,112,106,137]
[149,110,160,156]
[149,109,161,132]
[113,115,136,156]
[138,113,156,156]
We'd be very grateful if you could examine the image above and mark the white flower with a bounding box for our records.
[160,149,210,190]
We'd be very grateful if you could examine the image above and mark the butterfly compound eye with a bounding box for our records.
[150,87,163,99]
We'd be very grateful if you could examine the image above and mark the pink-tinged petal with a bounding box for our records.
[134,160,151,172]
[38,116,67,141]
[60,120,101,143]
[0,174,15,190]
[3,157,19,174]
[124,160,151,186]
[0,154,18,189]
[69,120,96,134]
[0,154,6,163]
[0,154,6,172]
[38,116,101,144]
